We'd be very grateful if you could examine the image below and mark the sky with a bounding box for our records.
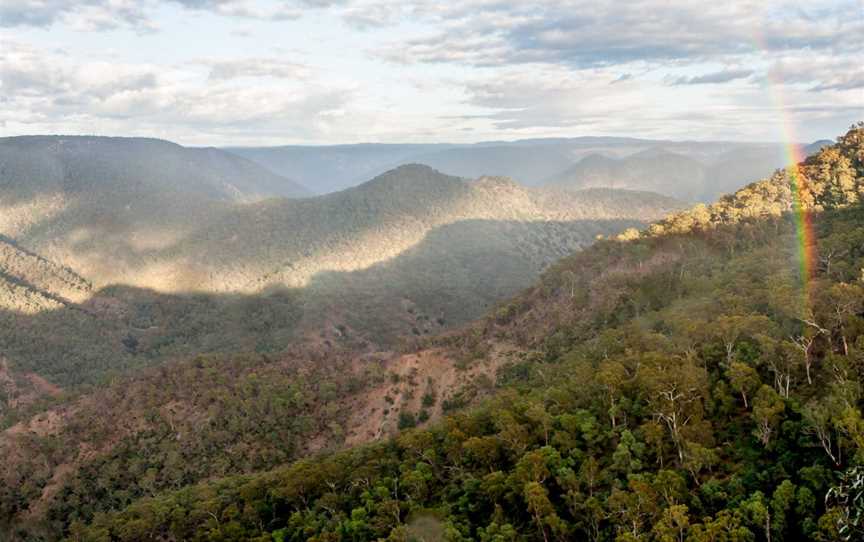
[0,0,862,146]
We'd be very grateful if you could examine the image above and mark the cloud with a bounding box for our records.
[0,42,160,98]
[0,1,859,145]
[204,58,310,80]
[0,41,353,142]
[369,0,863,69]
[764,56,864,92]
[452,59,864,141]
[168,0,303,20]
[810,78,864,92]
[0,0,155,31]
[671,69,754,86]
[458,67,650,131]
[0,0,309,29]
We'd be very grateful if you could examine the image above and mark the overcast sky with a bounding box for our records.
[0,0,862,145]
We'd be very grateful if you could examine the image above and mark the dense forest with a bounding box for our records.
[45,125,864,541]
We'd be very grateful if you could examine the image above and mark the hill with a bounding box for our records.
[0,160,682,390]
[0,235,92,312]
[227,138,798,199]
[223,144,455,195]
[0,136,310,208]
[543,145,799,202]
[27,123,864,542]
[165,166,680,294]
[404,145,578,186]
[0,136,311,286]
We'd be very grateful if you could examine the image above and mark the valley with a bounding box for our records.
[0,137,683,393]
[1,123,861,541]
[53,123,864,542]
[2,0,859,539]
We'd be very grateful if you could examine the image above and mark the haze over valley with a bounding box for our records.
[225,138,809,200]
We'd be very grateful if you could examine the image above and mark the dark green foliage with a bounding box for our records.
[398,411,418,430]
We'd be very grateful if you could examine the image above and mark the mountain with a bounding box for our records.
[34,124,864,542]
[0,155,683,390]
[542,144,804,202]
[223,143,456,194]
[0,235,92,312]
[0,136,311,206]
[225,139,650,194]
[0,156,684,538]
[804,139,835,157]
[164,165,680,294]
[544,150,708,201]
[402,145,578,186]
[226,138,800,199]
[0,136,312,284]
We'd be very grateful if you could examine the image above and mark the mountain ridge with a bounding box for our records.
[0,155,683,391]
[226,138,810,196]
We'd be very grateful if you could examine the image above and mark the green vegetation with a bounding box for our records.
[44,124,864,541]
[0,153,682,392]
[0,351,389,539]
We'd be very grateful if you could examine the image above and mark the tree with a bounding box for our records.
[726,361,760,408]
[524,482,565,542]
[739,492,772,542]
[713,314,773,365]
[826,466,864,541]
[652,504,690,542]
[752,385,785,447]
[597,360,629,430]
[770,480,797,540]
[611,430,644,476]
[638,355,709,464]
[802,398,843,466]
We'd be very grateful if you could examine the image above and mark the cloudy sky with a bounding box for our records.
[0,0,862,145]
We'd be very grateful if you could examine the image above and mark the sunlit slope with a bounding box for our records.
[0,136,310,288]
[0,161,683,389]
[0,236,91,312]
[168,166,683,294]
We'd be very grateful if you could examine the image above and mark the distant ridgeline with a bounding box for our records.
[226,137,806,199]
[7,125,862,541]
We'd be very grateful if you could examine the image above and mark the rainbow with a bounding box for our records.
[787,151,817,301]
[759,39,818,305]
[770,88,816,296]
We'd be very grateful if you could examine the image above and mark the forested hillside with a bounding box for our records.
[0,162,680,391]
[0,136,308,291]
[51,124,864,542]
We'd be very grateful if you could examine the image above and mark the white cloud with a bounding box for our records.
[367,0,863,68]
[0,1,860,144]
[204,58,311,80]
[0,0,156,30]
[0,41,355,143]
